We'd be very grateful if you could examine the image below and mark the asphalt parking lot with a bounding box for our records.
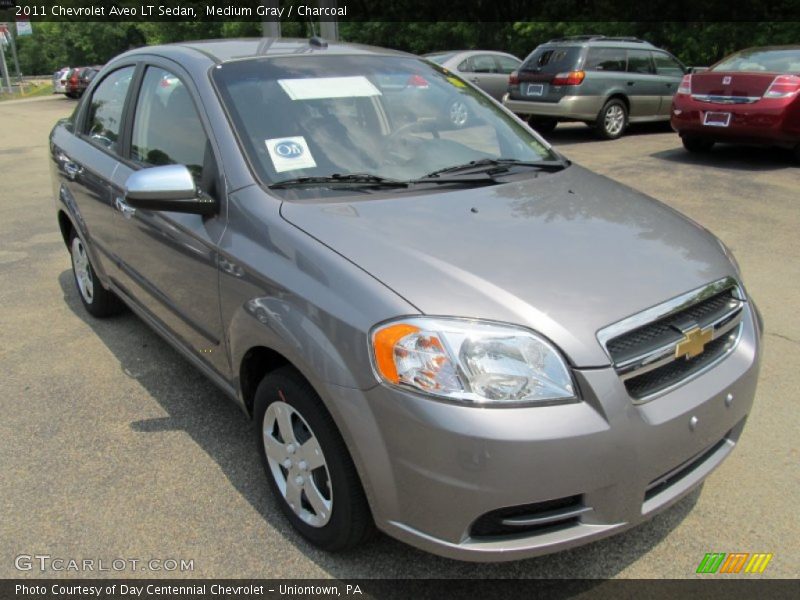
[1,95,798,579]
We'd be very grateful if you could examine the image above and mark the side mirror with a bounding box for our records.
[124,164,217,215]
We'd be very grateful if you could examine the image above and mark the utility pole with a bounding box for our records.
[0,26,12,93]
[9,22,21,85]
[261,0,281,38]
[318,0,339,41]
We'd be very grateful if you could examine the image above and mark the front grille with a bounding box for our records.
[625,333,735,399]
[470,495,588,538]
[599,278,745,402]
[607,289,737,364]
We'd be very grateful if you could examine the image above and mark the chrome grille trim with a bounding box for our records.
[691,94,760,104]
[597,277,746,402]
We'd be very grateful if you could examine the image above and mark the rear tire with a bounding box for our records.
[682,136,715,153]
[527,117,557,134]
[594,99,628,140]
[254,366,374,551]
[68,231,124,318]
[793,144,800,165]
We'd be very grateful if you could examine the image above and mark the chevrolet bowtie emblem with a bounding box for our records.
[675,326,713,359]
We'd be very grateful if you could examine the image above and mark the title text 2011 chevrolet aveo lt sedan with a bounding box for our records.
[50,39,762,561]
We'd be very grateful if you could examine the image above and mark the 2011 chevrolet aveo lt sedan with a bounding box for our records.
[50,39,762,561]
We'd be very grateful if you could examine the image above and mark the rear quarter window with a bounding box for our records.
[521,46,582,73]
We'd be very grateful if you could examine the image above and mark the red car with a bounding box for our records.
[671,45,800,162]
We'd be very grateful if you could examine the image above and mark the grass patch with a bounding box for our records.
[0,82,55,101]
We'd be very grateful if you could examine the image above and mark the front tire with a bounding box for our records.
[594,99,628,140]
[682,136,715,153]
[69,231,124,317]
[254,367,374,551]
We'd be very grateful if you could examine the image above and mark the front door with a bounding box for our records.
[111,65,229,377]
[624,49,662,118]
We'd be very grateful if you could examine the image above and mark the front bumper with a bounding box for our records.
[323,304,761,562]
[502,94,604,121]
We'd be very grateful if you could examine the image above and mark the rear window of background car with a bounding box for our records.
[521,46,582,73]
[585,48,627,72]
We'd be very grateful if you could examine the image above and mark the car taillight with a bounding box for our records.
[407,74,429,89]
[551,70,585,86]
[509,71,519,86]
[763,75,800,99]
[677,74,692,94]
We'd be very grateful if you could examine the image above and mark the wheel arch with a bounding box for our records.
[57,209,74,247]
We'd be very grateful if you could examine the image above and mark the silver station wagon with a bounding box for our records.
[50,38,761,561]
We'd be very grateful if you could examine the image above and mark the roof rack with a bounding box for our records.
[547,35,648,44]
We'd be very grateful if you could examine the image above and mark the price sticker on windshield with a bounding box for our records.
[266,136,317,173]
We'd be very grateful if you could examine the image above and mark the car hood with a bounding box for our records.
[280,165,737,367]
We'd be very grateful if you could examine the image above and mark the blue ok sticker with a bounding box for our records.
[266,136,317,172]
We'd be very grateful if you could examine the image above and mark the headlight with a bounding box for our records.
[370,317,576,405]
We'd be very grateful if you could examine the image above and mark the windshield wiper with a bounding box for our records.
[269,173,409,189]
[420,158,568,180]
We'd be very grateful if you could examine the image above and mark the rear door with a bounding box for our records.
[651,51,686,115]
[55,65,137,282]
[110,63,229,377]
[624,49,661,117]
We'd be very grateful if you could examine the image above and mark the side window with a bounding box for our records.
[131,67,209,183]
[496,55,521,75]
[585,48,626,72]
[627,50,654,74]
[457,59,470,72]
[83,66,135,153]
[470,55,498,74]
[652,52,685,76]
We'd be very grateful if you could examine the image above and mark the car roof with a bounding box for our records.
[541,36,656,49]
[122,37,413,66]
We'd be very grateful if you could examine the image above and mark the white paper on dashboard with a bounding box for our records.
[278,76,382,100]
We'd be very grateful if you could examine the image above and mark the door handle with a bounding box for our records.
[469,77,479,83]
[57,152,83,180]
[114,197,136,219]
[627,81,635,86]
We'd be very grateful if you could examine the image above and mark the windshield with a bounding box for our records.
[712,48,800,73]
[212,55,555,188]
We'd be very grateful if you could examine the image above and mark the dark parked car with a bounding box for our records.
[50,38,761,562]
[503,35,687,138]
[671,45,800,161]
[65,66,101,99]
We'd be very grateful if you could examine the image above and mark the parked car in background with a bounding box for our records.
[671,45,800,162]
[65,67,84,98]
[424,50,522,101]
[503,36,687,139]
[65,66,101,99]
[53,67,70,94]
[51,38,761,562]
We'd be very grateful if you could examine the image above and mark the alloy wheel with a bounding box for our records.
[71,236,94,304]
[263,400,333,527]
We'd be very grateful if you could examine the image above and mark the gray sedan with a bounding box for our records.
[50,38,761,562]
[424,50,521,100]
